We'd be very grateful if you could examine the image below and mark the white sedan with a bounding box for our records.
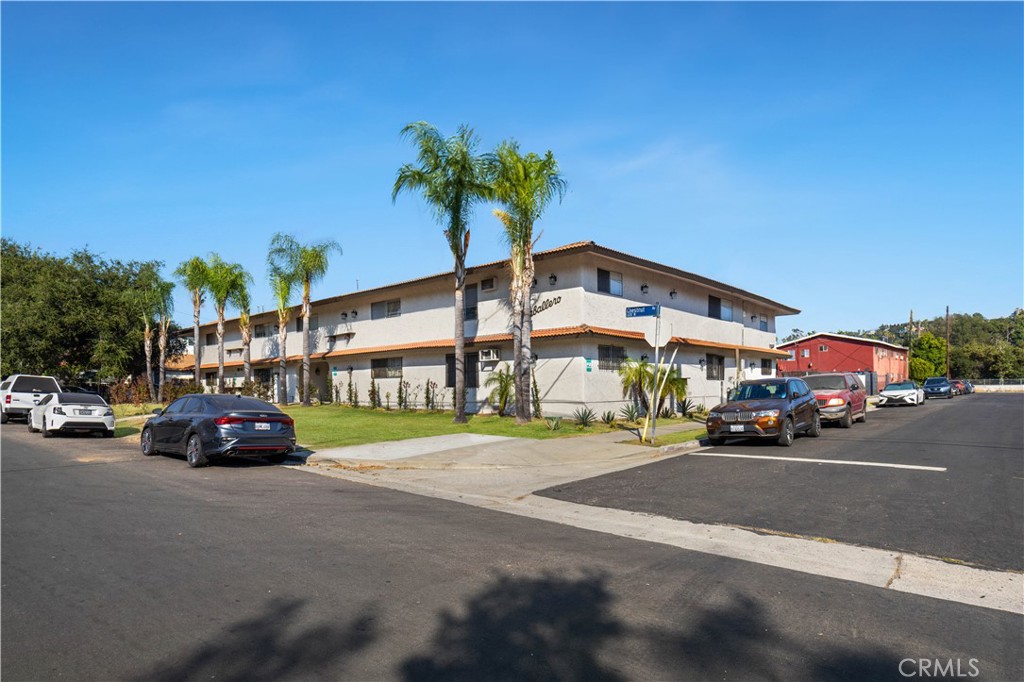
[877,381,926,407]
[29,392,115,438]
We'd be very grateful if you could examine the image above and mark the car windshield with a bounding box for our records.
[205,395,281,413]
[733,383,787,401]
[923,378,949,386]
[58,393,106,405]
[803,375,847,391]
[11,376,61,393]
[886,382,915,391]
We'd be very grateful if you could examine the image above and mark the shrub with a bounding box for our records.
[679,397,697,418]
[160,380,201,404]
[239,379,273,403]
[573,406,597,428]
[544,416,562,431]
[531,367,543,418]
[660,406,674,420]
[619,403,640,423]
[601,410,617,426]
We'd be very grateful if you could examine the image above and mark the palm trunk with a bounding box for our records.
[143,323,156,402]
[278,320,288,405]
[302,285,311,407]
[158,322,168,402]
[453,260,467,423]
[192,296,202,387]
[510,277,526,424]
[242,335,252,384]
[216,309,226,393]
[519,252,536,422]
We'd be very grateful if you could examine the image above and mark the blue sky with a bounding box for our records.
[3,1,1022,336]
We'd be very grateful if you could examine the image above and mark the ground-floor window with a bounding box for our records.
[598,345,626,371]
[371,357,403,379]
[706,354,725,380]
[204,372,216,387]
[446,352,479,388]
[255,368,274,384]
[761,359,773,375]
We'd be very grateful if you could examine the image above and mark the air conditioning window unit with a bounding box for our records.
[479,348,500,362]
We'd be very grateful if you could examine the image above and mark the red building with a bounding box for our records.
[776,333,909,390]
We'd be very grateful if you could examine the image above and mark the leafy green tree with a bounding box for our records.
[393,121,491,424]
[267,233,341,407]
[912,331,947,378]
[489,140,567,424]
[206,254,251,393]
[909,357,935,382]
[269,270,294,405]
[174,256,210,386]
[484,363,516,416]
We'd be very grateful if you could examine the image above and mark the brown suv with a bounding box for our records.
[706,377,821,447]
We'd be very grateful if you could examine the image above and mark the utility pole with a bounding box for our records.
[908,309,914,380]
[945,305,951,379]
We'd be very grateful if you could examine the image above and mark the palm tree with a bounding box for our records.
[393,121,491,423]
[651,364,688,416]
[267,233,341,407]
[174,257,209,386]
[128,265,163,402]
[484,363,516,416]
[230,282,254,385]
[155,280,175,402]
[618,358,654,414]
[206,254,251,393]
[270,270,294,405]
[489,141,567,424]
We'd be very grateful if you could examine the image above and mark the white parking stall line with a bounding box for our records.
[688,452,946,472]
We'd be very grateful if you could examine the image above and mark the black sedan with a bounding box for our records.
[922,377,954,400]
[141,394,296,468]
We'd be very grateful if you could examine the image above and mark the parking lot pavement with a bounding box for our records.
[537,394,1024,572]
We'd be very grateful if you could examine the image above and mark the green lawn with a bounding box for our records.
[280,405,628,450]
[112,403,163,419]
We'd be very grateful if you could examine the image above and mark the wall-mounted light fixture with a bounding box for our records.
[751,314,757,321]
[531,353,539,363]
[699,358,706,370]
[351,310,358,318]
[749,360,758,369]
[340,312,348,320]
[641,353,649,362]
[531,278,538,287]
[669,289,677,299]
[640,283,649,294]
[346,366,353,373]
[549,274,557,285]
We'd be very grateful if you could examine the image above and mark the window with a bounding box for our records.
[481,277,496,292]
[706,354,725,380]
[761,359,773,376]
[598,345,626,371]
[255,368,274,385]
[181,397,205,413]
[597,268,623,296]
[801,349,810,358]
[759,315,768,332]
[204,372,217,386]
[708,296,720,319]
[371,357,403,379]
[721,299,733,322]
[164,398,189,414]
[254,324,268,339]
[464,283,478,321]
[206,333,216,345]
[294,315,319,332]
[371,299,401,320]
[819,345,829,352]
[227,349,242,358]
[446,352,479,388]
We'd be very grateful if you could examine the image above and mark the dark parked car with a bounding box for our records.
[706,377,821,447]
[803,373,868,427]
[957,379,975,394]
[949,379,966,396]
[922,377,954,400]
[141,394,296,468]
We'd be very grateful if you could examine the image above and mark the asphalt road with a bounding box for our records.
[539,394,1024,571]
[2,418,1021,681]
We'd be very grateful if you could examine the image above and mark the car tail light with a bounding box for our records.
[214,416,246,426]
[279,417,294,428]
[4,395,9,404]
[213,415,294,427]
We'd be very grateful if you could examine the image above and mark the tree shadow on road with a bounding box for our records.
[402,570,624,682]
[134,597,377,682]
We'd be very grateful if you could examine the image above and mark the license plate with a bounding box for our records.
[730,425,745,433]
[254,422,271,431]
[77,409,93,416]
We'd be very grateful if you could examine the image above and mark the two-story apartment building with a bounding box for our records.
[177,241,798,415]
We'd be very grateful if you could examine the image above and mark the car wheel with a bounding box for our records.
[42,417,53,438]
[807,412,822,438]
[708,435,725,446]
[0,410,8,425]
[28,418,39,433]
[840,407,853,428]
[947,392,953,400]
[185,434,209,468]
[776,417,794,447]
[268,452,288,464]
[140,427,157,456]
[857,403,868,422]
[103,429,114,438]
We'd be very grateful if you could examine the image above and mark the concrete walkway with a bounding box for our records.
[291,417,1022,616]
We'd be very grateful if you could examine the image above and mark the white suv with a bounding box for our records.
[1,375,63,424]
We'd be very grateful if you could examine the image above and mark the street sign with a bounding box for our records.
[626,305,659,318]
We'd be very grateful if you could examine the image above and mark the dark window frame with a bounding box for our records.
[597,268,623,297]
[598,345,626,371]
[706,354,725,381]
[446,353,479,388]
[371,357,403,379]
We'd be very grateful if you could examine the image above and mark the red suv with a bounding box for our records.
[803,373,868,428]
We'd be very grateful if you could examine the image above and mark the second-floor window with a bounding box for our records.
[206,333,216,345]
[371,357,403,379]
[759,314,768,332]
[254,324,268,339]
[294,315,319,332]
[465,284,478,321]
[708,296,733,321]
[371,299,401,320]
[597,269,623,296]
[706,354,725,380]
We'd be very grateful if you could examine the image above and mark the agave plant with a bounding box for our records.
[619,403,640,423]
[573,406,596,428]
[601,410,617,426]
[545,416,562,431]
[660,406,674,420]
[679,397,697,418]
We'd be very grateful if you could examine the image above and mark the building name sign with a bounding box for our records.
[532,296,562,317]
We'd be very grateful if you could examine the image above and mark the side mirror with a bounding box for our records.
[152,408,163,415]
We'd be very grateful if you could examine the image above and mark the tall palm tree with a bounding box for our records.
[206,254,251,393]
[270,270,294,405]
[230,282,254,385]
[267,234,339,406]
[393,121,491,423]
[174,257,209,386]
[155,280,175,402]
[489,141,567,423]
